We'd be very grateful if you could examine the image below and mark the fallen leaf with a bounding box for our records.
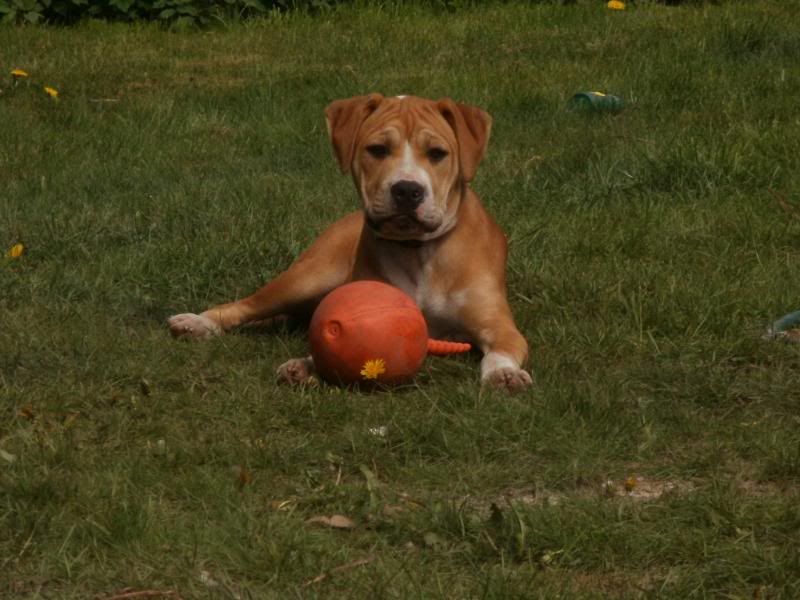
[325,514,357,529]
[306,514,356,530]
[325,451,343,465]
[382,504,405,517]
[270,499,297,512]
[301,556,373,588]
[398,492,425,510]
[233,465,252,490]
[360,464,382,509]
[423,531,445,549]
[540,549,564,566]
[63,412,80,428]
[359,464,379,489]
[198,570,218,588]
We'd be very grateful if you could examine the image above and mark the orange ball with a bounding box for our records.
[309,281,428,386]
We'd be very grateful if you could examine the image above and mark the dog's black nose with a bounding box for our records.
[391,180,425,211]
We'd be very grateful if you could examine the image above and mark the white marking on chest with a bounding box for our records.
[379,251,463,320]
[415,263,446,315]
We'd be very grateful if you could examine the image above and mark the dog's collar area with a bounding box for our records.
[365,213,458,248]
[375,237,425,248]
[367,224,425,248]
[365,217,428,248]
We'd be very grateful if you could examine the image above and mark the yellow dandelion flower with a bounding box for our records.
[44,86,59,99]
[7,243,24,259]
[607,1,626,10]
[360,358,387,380]
[11,68,29,79]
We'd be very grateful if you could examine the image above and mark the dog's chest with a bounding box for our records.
[378,248,463,337]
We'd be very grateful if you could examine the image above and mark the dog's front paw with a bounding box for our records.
[168,313,221,339]
[276,356,317,386]
[482,366,533,393]
[481,351,533,393]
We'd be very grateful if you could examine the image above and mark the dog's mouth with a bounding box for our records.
[365,213,441,238]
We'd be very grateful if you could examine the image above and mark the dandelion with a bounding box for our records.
[43,86,59,99]
[360,358,387,380]
[7,243,24,259]
[607,1,626,10]
[11,68,29,79]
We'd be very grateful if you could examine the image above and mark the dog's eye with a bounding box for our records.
[366,144,390,159]
[427,147,449,163]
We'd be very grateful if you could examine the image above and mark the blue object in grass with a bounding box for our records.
[568,91,624,113]
[764,309,800,341]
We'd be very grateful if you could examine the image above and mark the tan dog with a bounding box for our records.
[169,94,532,391]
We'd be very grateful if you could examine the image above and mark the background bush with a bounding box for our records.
[0,0,335,26]
[0,1,718,27]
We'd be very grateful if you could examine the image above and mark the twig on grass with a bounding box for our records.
[301,556,375,588]
[101,590,183,600]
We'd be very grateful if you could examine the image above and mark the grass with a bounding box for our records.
[2,0,800,597]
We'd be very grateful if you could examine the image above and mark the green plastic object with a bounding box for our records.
[764,309,800,342]
[568,91,624,113]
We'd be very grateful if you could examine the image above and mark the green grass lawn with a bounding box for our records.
[2,1,800,597]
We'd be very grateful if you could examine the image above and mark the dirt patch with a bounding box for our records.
[736,478,798,498]
[464,477,695,517]
[603,476,694,501]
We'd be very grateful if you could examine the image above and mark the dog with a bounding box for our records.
[168,94,532,391]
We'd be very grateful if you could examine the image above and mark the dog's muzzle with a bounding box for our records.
[390,180,425,212]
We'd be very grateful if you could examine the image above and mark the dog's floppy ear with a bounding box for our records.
[325,93,384,174]
[437,98,492,182]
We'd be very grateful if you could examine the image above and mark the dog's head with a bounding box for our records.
[325,94,492,241]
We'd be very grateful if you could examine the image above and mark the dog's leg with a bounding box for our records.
[276,355,316,386]
[480,324,532,392]
[459,299,532,392]
[169,212,363,340]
